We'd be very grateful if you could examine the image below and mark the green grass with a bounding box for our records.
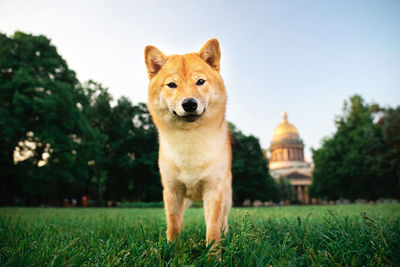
[1,204,400,266]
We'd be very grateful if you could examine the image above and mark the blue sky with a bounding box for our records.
[1,0,399,161]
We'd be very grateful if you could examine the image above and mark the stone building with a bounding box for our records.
[268,111,313,204]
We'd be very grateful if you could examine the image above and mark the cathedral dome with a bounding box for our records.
[269,111,308,171]
[272,111,300,143]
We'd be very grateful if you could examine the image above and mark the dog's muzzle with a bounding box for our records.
[173,108,206,122]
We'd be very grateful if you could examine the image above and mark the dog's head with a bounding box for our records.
[145,39,226,129]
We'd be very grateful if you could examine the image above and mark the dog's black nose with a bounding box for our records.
[182,98,198,112]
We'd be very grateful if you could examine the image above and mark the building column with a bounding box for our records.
[297,186,303,203]
[304,186,309,204]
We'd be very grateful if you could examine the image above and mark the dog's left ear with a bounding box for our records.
[199,39,221,71]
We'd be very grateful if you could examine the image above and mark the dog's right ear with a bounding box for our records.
[144,46,167,79]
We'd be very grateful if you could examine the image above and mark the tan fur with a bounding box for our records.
[144,39,232,248]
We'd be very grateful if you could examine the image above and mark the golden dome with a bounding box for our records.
[272,111,299,141]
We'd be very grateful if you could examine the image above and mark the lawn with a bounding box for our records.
[1,204,400,266]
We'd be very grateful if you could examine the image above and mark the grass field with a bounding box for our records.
[1,204,400,266]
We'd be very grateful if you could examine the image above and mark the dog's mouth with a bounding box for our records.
[173,108,206,122]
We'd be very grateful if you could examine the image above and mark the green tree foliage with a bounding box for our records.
[310,95,400,200]
[101,98,161,202]
[128,103,161,202]
[277,177,294,203]
[230,123,280,205]
[79,81,161,203]
[0,31,163,205]
[379,107,400,199]
[0,32,103,205]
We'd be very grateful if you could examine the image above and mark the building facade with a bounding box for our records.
[269,111,313,204]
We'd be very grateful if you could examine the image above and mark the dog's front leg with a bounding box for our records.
[163,186,185,241]
[203,187,224,247]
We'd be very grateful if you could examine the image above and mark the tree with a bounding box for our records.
[101,98,160,202]
[378,107,400,199]
[0,29,161,205]
[74,81,109,203]
[310,95,399,201]
[80,81,161,202]
[129,103,161,201]
[0,32,103,205]
[229,123,280,205]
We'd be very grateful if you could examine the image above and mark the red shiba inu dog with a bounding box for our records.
[144,39,232,247]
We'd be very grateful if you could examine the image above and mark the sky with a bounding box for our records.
[1,0,399,161]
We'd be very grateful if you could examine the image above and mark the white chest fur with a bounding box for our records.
[159,125,229,187]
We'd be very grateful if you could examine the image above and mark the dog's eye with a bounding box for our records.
[196,79,206,86]
[166,82,177,88]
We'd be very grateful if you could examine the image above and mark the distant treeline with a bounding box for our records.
[1,32,398,206]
